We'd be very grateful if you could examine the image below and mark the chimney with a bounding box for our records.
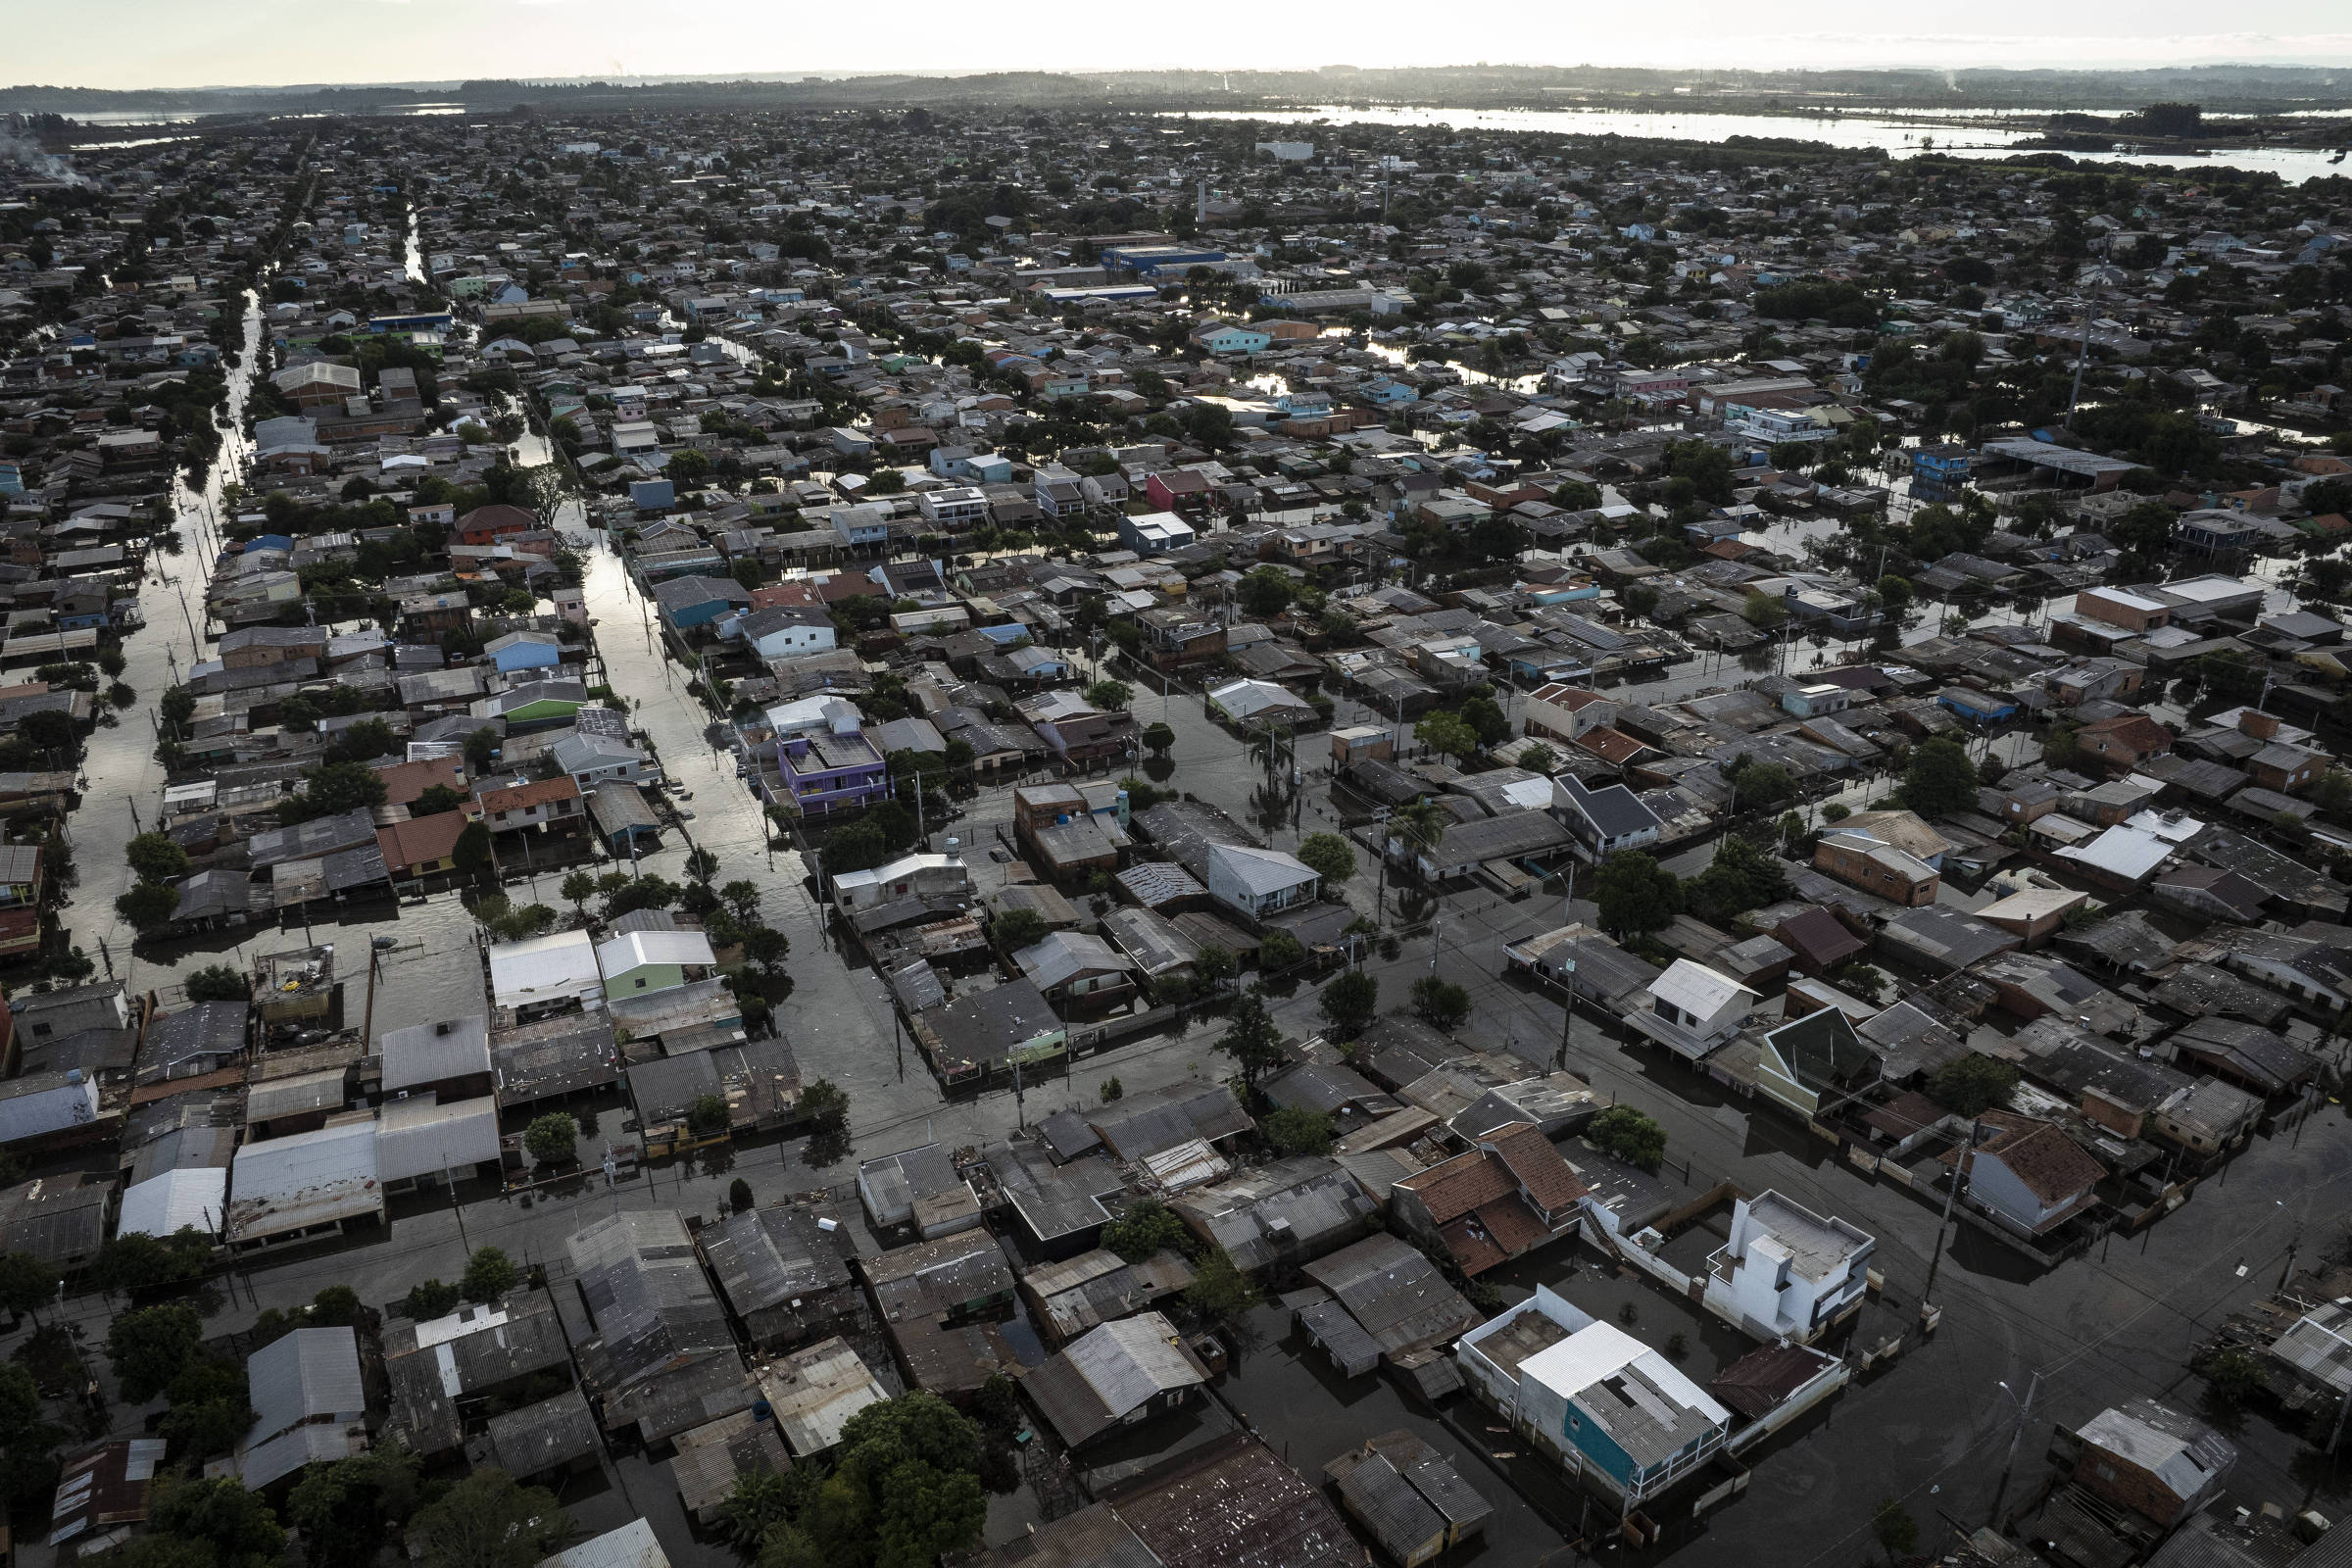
[2239,710,2280,741]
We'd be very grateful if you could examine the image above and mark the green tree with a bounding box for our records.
[1899,736,1980,819]
[459,1246,518,1303]
[1142,721,1175,756]
[688,1093,732,1135]
[126,831,191,883]
[1392,799,1451,863]
[1236,564,1298,619]
[1295,831,1355,886]
[991,907,1048,954]
[185,964,250,1003]
[1259,929,1306,970]
[1740,589,1789,628]
[1262,1105,1335,1156]
[108,1302,205,1402]
[1592,851,1683,937]
[146,1474,288,1568]
[1410,976,1472,1032]
[287,1446,423,1568]
[1194,944,1237,994]
[561,871,595,913]
[812,1393,991,1568]
[1414,709,1481,765]
[719,1470,796,1552]
[1589,1104,1667,1171]
[0,1250,58,1315]
[1083,678,1132,712]
[1217,989,1286,1092]
[1872,1498,1919,1564]
[116,881,180,931]
[1458,693,1511,748]
[464,726,501,772]
[300,761,389,815]
[1102,1199,1191,1262]
[404,1280,461,1320]
[1929,1053,2019,1116]
[1184,1247,1261,1326]
[523,1113,577,1164]
[407,1468,571,1568]
[1318,969,1378,1036]
[453,820,495,878]
[415,784,466,816]
[91,1227,214,1291]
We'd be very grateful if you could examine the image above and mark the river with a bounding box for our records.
[1169,105,2352,183]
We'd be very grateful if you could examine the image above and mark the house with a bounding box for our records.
[489,930,606,1016]
[1700,1192,1874,1345]
[565,1209,742,1440]
[1295,1231,1483,1380]
[381,1295,572,1458]
[2078,713,2175,773]
[1752,1005,1878,1120]
[1205,678,1318,728]
[1190,321,1271,356]
[1020,1311,1211,1448]
[1976,887,2090,948]
[775,724,889,817]
[1323,1431,1493,1568]
[1522,684,1616,745]
[1089,1432,1362,1568]
[473,775,584,835]
[1624,959,1757,1060]
[829,852,971,914]
[483,630,564,676]
[239,1326,369,1489]
[652,574,753,634]
[47,1438,170,1556]
[596,929,718,997]
[1118,511,1196,555]
[1204,842,1319,922]
[1389,1122,1587,1277]
[2053,1398,2234,1530]
[1454,1285,1731,1508]
[700,1204,862,1349]
[732,605,837,659]
[378,1014,493,1101]
[1814,828,1939,906]
[1946,1111,2105,1236]
[1552,775,1662,862]
[1013,931,1138,1017]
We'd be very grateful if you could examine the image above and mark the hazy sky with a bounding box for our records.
[16,0,2352,91]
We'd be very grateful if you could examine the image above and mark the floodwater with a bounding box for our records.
[1169,105,2352,183]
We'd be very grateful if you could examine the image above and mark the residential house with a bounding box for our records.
[1624,960,1758,1060]
[1699,1192,1874,1345]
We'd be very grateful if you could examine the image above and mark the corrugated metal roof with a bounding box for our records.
[118,1167,226,1240]
[377,1015,491,1093]
[227,1118,381,1242]
[374,1094,501,1184]
[758,1337,886,1457]
[246,1325,365,1452]
[540,1520,670,1568]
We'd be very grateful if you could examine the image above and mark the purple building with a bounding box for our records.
[771,725,888,816]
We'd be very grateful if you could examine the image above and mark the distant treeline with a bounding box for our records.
[9,62,2352,120]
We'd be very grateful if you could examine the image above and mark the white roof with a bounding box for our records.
[489,930,605,1008]
[542,1521,669,1568]
[2156,574,2261,605]
[1649,958,1757,1020]
[375,1095,503,1184]
[377,1014,491,1093]
[2056,824,2175,882]
[1206,841,1319,896]
[595,929,717,974]
[831,852,959,894]
[1207,677,1307,718]
[118,1166,227,1240]
[1520,1319,1730,1421]
[227,1118,381,1241]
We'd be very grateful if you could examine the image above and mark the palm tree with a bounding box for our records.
[1392,799,1451,872]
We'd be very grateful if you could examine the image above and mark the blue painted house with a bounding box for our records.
[1936,686,2019,723]
[484,630,564,675]
[651,574,751,635]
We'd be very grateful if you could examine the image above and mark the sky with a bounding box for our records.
[13,0,2352,91]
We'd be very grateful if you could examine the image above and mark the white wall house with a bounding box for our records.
[1700,1191,1875,1344]
[1204,843,1319,922]
[1624,960,1757,1060]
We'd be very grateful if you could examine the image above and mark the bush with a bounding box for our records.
[1410,975,1472,1031]
[1259,930,1306,970]
[404,1280,460,1320]
[1262,1106,1335,1156]
[1930,1054,2019,1116]
[687,1093,731,1135]
[184,963,250,1003]
[1102,1199,1190,1262]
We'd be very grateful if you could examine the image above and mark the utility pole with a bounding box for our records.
[1921,1116,1979,1311]
[1992,1370,2043,1525]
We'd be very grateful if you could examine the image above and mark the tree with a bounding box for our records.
[991,907,1048,955]
[1872,1498,1919,1564]
[288,1446,422,1568]
[688,1093,731,1135]
[685,847,721,882]
[1519,742,1557,775]
[1318,969,1378,1036]
[800,1078,850,1135]
[1083,678,1132,712]
[2204,1347,2267,1405]
[1392,799,1451,863]
[308,1286,362,1328]
[1727,758,1794,811]
[464,726,501,772]
[300,761,389,815]
[407,1468,571,1568]
[0,1250,57,1315]
[1414,709,1481,765]
[403,1280,461,1321]
[1184,1247,1260,1326]
[1589,1104,1667,1171]
[1411,976,1472,1032]
[1592,851,1683,937]
[126,831,191,883]
[185,963,250,1003]
[1929,1053,2019,1116]
[1259,929,1306,970]
[1194,944,1237,994]
[834,1394,994,1568]
[416,785,466,816]
[1236,564,1298,619]
[721,879,764,924]
[719,1470,796,1552]
[108,1302,205,1402]
[146,1474,288,1568]
[1143,721,1175,756]
[1218,989,1286,1092]
[453,820,495,879]
[561,871,595,913]
[459,1246,518,1303]
[1458,693,1511,749]
[1740,589,1789,628]
[117,880,180,931]
[523,1113,577,1165]
[1899,737,1980,819]
[91,1227,213,1291]
[1262,1105,1335,1155]
[1296,831,1355,886]
[1102,1199,1190,1262]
